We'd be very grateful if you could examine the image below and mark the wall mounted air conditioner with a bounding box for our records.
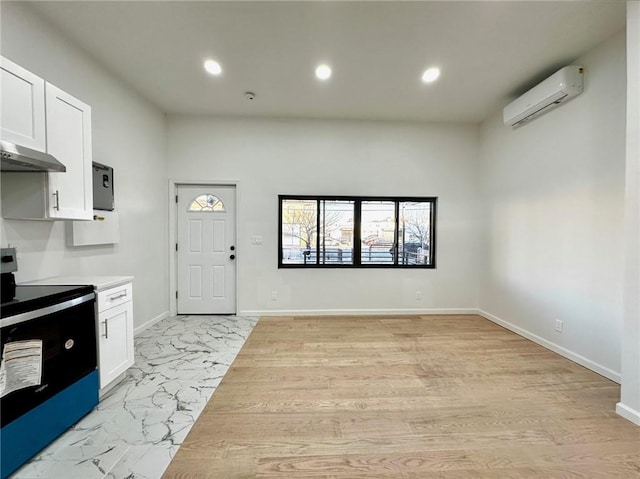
[503,65,584,128]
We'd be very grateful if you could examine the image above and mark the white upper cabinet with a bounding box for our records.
[45,83,92,220]
[0,56,93,221]
[0,56,46,151]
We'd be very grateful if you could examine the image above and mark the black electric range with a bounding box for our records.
[0,249,99,478]
[1,284,95,319]
[0,247,94,320]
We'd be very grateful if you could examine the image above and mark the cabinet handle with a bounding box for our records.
[109,292,127,301]
[53,190,60,211]
[103,318,109,339]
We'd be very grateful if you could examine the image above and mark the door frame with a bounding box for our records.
[168,179,240,317]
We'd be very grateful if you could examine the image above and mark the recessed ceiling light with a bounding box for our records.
[315,64,332,81]
[204,59,222,76]
[422,67,440,83]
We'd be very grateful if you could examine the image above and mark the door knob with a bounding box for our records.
[230,246,235,251]
[230,254,235,260]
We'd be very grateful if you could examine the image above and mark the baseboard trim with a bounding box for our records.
[616,402,640,426]
[239,308,478,317]
[477,309,621,384]
[134,311,169,335]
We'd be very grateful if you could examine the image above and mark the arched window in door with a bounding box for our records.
[187,194,226,212]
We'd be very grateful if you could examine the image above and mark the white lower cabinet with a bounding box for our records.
[97,281,134,391]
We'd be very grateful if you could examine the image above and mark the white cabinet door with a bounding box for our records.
[45,83,93,220]
[0,56,46,151]
[98,300,134,389]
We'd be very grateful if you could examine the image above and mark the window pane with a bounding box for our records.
[361,201,395,264]
[281,199,317,265]
[279,196,436,269]
[319,200,354,265]
[188,194,225,212]
[399,201,432,265]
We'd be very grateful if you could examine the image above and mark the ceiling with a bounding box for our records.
[25,1,626,123]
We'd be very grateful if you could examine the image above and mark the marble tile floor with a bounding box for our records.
[10,315,259,479]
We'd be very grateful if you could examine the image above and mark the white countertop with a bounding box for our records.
[22,275,134,292]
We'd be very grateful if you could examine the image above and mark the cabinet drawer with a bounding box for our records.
[97,282,132,312]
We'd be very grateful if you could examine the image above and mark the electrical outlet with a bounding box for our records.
[271,290,278,301]
[555,319,563,333]
[415,291,423,300]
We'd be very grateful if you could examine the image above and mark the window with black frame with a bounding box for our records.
[278,195,436,268]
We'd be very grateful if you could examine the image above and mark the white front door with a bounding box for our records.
[176,185,236,314]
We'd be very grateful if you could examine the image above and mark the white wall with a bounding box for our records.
[167,117,481,315]
[478,31,627,381]
[0,3,169,328]
[617,0,640,425]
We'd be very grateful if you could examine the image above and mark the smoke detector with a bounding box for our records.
[244,92,256,101]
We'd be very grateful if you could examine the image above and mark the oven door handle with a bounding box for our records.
[0,292,95,328]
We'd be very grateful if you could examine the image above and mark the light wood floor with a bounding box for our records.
[163,315,640,478]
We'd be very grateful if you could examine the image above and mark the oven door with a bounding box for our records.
[0,293,96,427]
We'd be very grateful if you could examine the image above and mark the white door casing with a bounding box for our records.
[176,185,236,314]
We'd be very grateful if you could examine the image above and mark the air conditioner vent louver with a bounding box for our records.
[503,66,583,128]
[511,93,569,127]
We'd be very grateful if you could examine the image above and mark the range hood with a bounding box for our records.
[0,141,66,172]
